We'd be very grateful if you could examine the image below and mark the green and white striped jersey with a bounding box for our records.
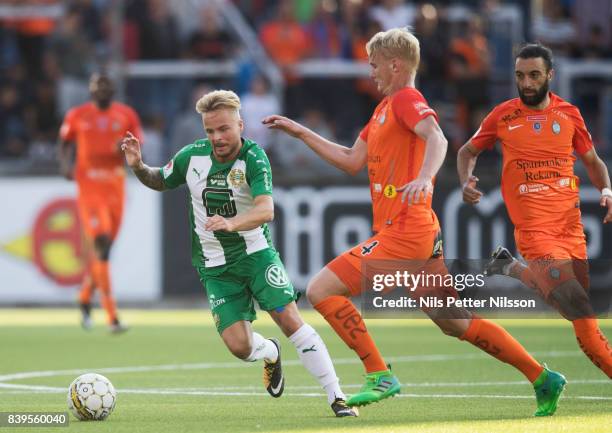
[160,138,274,274]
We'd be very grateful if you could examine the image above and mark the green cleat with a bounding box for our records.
[346,368,400,407]
[533,365,567,417]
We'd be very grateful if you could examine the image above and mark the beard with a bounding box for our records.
[518,79,549,106]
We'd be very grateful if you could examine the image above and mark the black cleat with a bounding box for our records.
[263,338,284,398]
[80,303,92,330]
[331,398,359,417]
[484,246,516,276]
[109,318,129,334]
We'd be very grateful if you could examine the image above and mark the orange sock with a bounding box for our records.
[460,318,544,382]
[78,272,95,305]
[314,296,387,373]
[572,318,612,378]
[92,260,117,324]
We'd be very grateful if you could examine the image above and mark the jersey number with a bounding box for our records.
[202,188,237,218]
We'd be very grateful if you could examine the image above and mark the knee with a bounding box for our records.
[306,281,326,306]
[94,235,112,260]
[226,339,252,360]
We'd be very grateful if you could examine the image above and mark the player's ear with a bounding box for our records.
[238,118,244,132]
[548,68,554,81]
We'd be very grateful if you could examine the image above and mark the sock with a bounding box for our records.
[460,317,544,383]
[289,323,345,404]
[572,318,612,378]
[245,332,278,363]
[78,272,95,305]
[91,260,117,324]
[314,296,387,373]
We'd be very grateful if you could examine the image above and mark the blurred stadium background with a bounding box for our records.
[0,0,610,306]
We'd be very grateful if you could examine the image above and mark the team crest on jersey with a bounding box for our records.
[552,121,561,134]
[383,184,397,198]
[227,168,246,188]
[162,160,174,178]
[532,122,542,133]
[265,264,290,288]
[378,111,386,125]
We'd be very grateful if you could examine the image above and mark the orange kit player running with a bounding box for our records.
[58,73,143,333]
[265,28,564,416]
[458,43,612,379]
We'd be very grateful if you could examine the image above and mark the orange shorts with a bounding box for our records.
[515,227,589,297]
[327,226,457,301]
[77,183,124,240]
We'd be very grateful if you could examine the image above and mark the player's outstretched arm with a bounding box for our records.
[399,116,448,204]
[121,131,166,192]
[205,195,274,232]
[262,115,367,175]
[580,148,612,223]
[457,141,484,205]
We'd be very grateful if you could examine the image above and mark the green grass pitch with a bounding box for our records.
[0,309,610,433]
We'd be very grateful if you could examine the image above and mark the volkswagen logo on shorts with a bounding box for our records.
[265,264,290,288]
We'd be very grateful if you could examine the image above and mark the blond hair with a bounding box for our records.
[366,27,420,71]
[195,89,241,114]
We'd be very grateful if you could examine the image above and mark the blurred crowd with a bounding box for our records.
[0,0,611,176]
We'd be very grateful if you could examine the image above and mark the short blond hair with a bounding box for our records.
[195,89,241,114]
[366,27,420,70]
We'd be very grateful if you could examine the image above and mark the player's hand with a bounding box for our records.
[205,215,235,232]
[601,195,612,224]
[262,115,307,139]
[121,131,142,168]
[462,175,483,204]
[59,164,74,180]
[398,177,433,205]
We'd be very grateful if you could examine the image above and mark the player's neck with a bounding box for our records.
[387,77,415,95]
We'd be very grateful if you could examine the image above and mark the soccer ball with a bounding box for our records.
[67,373,116,421]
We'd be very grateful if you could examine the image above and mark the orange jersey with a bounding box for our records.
[60,102,143,186]
[360,87,439,234]
[470,93,593,231]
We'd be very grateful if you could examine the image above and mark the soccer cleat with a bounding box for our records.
[533,365,567,417]
[346,366,400,407]
[484,246,516,276]
[80,303,93,330]
[109,318,129,334]
[263,338,284,398]
[331,398,359,417]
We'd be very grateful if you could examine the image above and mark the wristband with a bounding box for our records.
[602,187,612,199]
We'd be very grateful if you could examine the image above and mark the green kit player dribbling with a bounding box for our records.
[121,89,357,417]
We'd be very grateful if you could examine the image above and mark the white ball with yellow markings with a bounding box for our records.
[67,373,116,421]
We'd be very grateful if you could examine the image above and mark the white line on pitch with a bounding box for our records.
[0,383,610,401]
[0,350,583,382]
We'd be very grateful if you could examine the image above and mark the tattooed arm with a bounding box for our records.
[121,131,166,191]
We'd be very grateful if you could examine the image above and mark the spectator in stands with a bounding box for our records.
[139,0,180,59]
[259,0,311,117]
[306,1,348,59]
[26,80,60,145]
[414,3,447,104]
[0,84,28,157]
[10,0,57,81]
[241,76,280,152]
[571,24,612,59]
[532,0,576,54]
[170,83,213,157]
[48,5,93,114]
[186,5,232,60]
[368,0,416,31]
[449,16,491,149]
